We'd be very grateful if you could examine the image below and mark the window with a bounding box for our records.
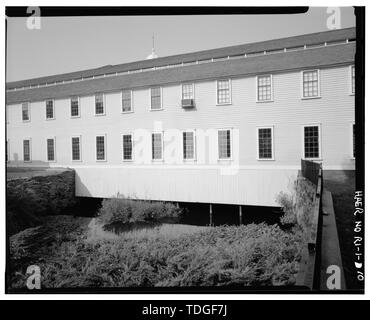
[70,97,80,117]
[303,125,320,159]
[150,87,162,110]
[302,70,320,98]
[46,99,54,119]
[47,138,55,161]
[218,129,232,160]
[95,94,105,115]
[183,131,195,160]
[72,136,81,161]
[352,123,355,158]
[257,127,274,160]
[122,134,133,161]
[182,83,194,100]
[96,135,106,161]
[257,75,272,102]
[217,79,231,104]
[23,139,31,162]
[152,133,163,160]
[351,65,355,94]
[122,90,132,112]
[22,102,30,121]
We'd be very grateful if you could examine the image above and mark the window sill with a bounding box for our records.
[217,158,233,162]
[94,113,106,116]
[304,158,322,161]
[71,115,81,119]
[150,108,164,112]
[96,159,107,162]
[46,118,55,121]
[22,120,31,123]
[122,159,134,162]
[72,159,82,162]
[257,158,275,161]
[301,96,321,100]
[256,99,274,103]
[121,110,134,114]
[216,103,232,106]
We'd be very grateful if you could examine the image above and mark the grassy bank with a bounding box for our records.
[9,216,304,289]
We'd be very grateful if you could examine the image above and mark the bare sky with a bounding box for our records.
[6,7,355,82]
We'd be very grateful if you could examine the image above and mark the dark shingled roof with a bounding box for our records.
[6,27,356,104]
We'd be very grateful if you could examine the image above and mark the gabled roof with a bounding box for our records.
[6,27,356,104]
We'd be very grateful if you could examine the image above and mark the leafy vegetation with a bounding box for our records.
[9,216,304,289]
[276,177,316,235]
[98,197,183,225]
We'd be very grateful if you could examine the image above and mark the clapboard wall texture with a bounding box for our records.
[6,65,354,206]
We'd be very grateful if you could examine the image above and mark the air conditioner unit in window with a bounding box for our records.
[181,99,195,108]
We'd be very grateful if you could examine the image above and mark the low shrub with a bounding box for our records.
[276,177,316,234]
[98,197,182,225]
[9,221,304,288]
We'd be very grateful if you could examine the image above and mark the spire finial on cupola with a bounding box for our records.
[146,33,159,59]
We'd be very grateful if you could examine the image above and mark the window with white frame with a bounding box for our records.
[183,131,195,160]
[122,90,132,112]
[72,136,81,161]
[122,134,133,161]
[257,75,272,102]
[182,83,194,100]
[257,127,273,160]
[304,125,320,159]
[217,79,231,104]
[95,94,105,115]
[302,70,319,98]
[96,135,106,161]
[150,87,162,110]
[351,65,355,94]
[70,97,80,117]
[47,138,55,161]
[46,99,54,119]
[218,129,232,159]
[22,102,30,121]
[152,133,163,160]
[23,139,31,162]
[352,123,355,158]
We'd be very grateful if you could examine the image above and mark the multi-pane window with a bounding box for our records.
[302,70,319,98]
[351,65,355,94]
[257,75,272,101]
[72,137,81,161]
[96,135,106,161]
[70,97,80,117]
[122,90,132,112]
[95,94,105,115]
[150,87,162,110]
[304,125,320,159]
[47,138,55,161]
[46,100,54,119]
[122,134,133,161]
[22,102,30,121]
[23,139,31,162]
[182,83,194,100]
[152,133,163,160]
[352,124,355,158]
[258,127,273,160]
[218,129,231,159]
[183,131,195,160]
[217,80,231,104]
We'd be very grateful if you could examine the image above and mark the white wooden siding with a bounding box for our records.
[6,65,355,206]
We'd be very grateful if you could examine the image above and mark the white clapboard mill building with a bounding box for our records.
[6,27,356,207]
